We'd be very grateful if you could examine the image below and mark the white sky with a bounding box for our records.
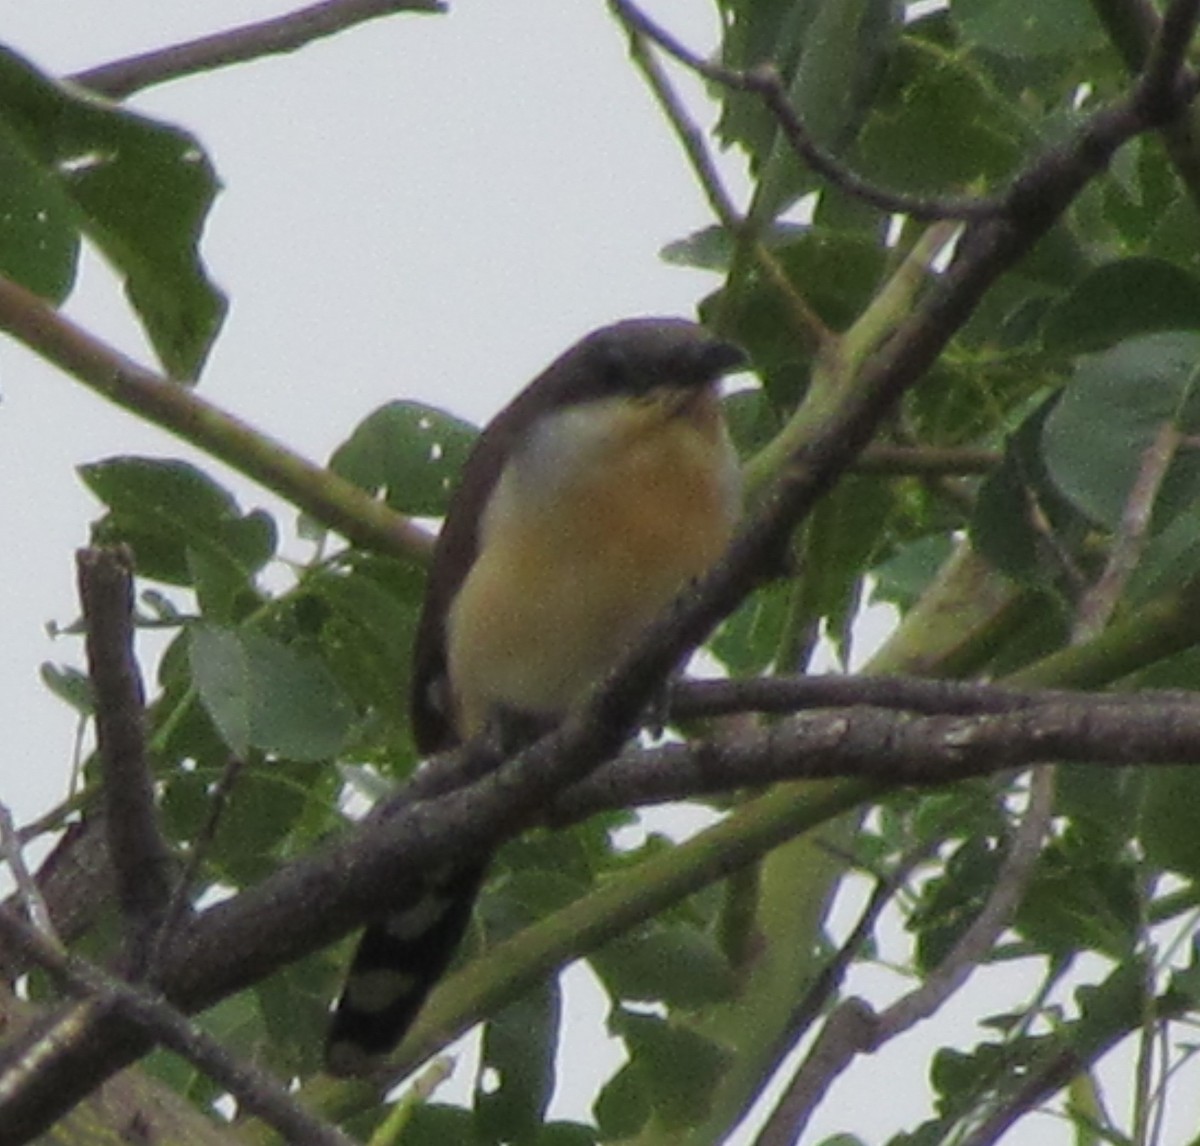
[0,5,1193,1144]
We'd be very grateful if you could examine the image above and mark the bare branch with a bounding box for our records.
[752,842,934,1146]
[617,13,833,347]
[0,818,113,983]
[667,673,1198,721]
[855,444,1000,476]
[153,756,245,970]
[555,695,1200,820]
[76,547,172,975]
[0,905,355,1146]
[0,805,55,942]
[958,988,1191,1146]
[878,768,1055,1039]
[0,274,433,562]
[70,0,445,100]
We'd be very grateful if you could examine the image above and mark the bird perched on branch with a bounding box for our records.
[325,316,746,1076]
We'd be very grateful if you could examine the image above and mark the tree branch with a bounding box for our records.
[76,547,172,976]
[69,0,445,100]
[751,842,935,1146]
[0,805,54,943]
[0,274,433,562]
[854,444,999,476]
[554,694,1200,819]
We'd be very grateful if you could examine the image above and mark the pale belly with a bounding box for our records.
[446,415,739,736]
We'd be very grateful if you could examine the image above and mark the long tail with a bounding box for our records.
[325,863,487,1076]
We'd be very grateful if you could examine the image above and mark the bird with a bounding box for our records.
[324,316,746,1076]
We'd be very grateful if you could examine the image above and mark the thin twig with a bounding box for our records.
[751,842,934,1146]
[0,274,433,562]
[669,673,1200,721]
[1075,422,1182,641]
[0,804,55,941]
[152,756,246,972]
[618,11,832,345]
[878,768,1055,1038]
[609,0,1001,222]
[855,444,999,476]
[0,905,355,1146]
[70,0,445,100]
[77,547,173,976]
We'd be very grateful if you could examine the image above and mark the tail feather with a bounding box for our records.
[325,863,486,1077]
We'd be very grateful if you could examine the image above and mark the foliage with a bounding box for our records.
[5,1,1200,1145]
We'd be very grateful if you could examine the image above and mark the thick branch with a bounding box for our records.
[556,695,1200,818]
[5,682,1200,1137]
[70,0,445,100]
[0,274,432,562]
[76,547,172,974]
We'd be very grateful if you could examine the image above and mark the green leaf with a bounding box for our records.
[476,982,561,1143]
[710,579,791,675]
[1015,833,1138,960]
[804,475,893,658]
[606,1009,732,1132]
[717,0,899,213]
[1042,259,1200,355]
[954,0,1104,58]
[1141,766,1200,880]
[39,663,93,715]
[211,758,329,883]
[0,46,224,376]
[330,401,478,518]
[300,555,425,743]
[857,38,1028,194]
[591,924,736,1009]
[704,228,888,409]
[910,835,1003,971]
[397,1105,475,1145]
[80,457,276,601]
[971,396,1091,588]
[593,1058,650,1140]
[1072,960,1144,1051]
[1127,499,1200,603]
[870,534,954,611]
[0,114,78,301]
[188,625,352,761]
[1041,332,1200,531]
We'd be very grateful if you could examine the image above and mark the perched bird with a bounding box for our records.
[325,317,746,1076]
